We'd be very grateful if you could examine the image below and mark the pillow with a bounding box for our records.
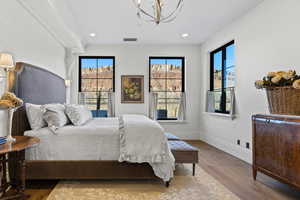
[25,103,47,130]
[65,104,92,126]
[43,104,70,133]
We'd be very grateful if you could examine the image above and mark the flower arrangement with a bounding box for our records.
[123,78,142,100]
[0,92,23,109]
[255,70,300,89]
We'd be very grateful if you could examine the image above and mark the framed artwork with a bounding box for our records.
[121,75,144,103]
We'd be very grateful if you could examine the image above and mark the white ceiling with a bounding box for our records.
[54,0,264,45]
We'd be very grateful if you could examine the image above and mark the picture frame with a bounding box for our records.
[121,75,144,104]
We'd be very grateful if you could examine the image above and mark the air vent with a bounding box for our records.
[123,38,138,42]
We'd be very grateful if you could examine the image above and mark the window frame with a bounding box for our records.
[149,56,185,120]
[209,40,235,114]
[79,56,115,93]
[78,56,115,117]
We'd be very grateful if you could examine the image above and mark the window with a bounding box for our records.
[79,56,115,117]
[210,41,235,114]
[149,57,185,120]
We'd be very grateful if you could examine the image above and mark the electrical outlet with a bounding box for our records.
[237,140,240,145]
[246,142,250,149]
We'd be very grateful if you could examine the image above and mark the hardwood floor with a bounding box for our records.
[25,141,300,200]
[189,141,300,200]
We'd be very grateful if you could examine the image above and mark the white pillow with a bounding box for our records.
[43,104,70,133]
[25,103,47,130]
[65,104,92,126]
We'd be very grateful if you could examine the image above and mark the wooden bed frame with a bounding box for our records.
[9,63,162,185]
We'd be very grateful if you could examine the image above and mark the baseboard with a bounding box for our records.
[199,134,252,164]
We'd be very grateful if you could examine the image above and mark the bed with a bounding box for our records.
[9,62,173,186]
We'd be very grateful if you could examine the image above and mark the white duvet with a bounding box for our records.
[25,115,175,181]
[119,115,175,181]
[25,118,120,160]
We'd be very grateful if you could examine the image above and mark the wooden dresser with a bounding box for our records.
[252,114,300,190]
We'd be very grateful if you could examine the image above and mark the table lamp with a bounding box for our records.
[0,53,14,91]
[0,53,16,142]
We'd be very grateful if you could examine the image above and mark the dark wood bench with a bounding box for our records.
[168,140,199,176]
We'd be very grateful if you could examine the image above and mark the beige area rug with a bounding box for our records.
[47,164,240,200]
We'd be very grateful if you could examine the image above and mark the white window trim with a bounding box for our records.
[203,112,235,120]
[205,87,236,120]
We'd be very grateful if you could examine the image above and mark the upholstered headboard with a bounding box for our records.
[11,62,66,136]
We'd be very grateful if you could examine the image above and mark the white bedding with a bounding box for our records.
[119,115,175,181]
[25,115,175,181]
[25,118,120,160]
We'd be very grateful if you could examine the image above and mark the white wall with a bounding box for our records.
[71,45,202,139]
[0,0,66,136]
[199,0,300,163]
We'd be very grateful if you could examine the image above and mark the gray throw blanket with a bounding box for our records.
[118,114,175,181]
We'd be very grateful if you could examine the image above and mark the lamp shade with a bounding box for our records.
[0,53,14,69]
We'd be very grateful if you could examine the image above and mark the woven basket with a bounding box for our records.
[266,86,300,115]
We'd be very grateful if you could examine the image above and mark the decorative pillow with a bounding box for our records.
[43,104,69,133]
[65,104,92,126]
[25,103,47,130]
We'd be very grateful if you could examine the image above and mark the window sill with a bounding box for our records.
[204,112,235,119]
[157,120,187,124]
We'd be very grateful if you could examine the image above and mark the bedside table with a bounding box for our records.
[0,136,40,200]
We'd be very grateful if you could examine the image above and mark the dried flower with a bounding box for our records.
[281,70,295,80]
[267,72,277,78]
[1,92,16,101]
[11,97,23,107]
[255,80,264,89]
[256,70,298,90]
[0,92,23,108]
[288,70,296,75]
[293,80,300,89]
[271,75,282,84]
[0,100,14,108]
[276,71,286,76]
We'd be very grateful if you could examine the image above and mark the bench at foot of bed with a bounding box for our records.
[164,132,181,141]
[168,140,199,176]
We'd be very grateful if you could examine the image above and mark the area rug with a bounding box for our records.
[47,164,240,200]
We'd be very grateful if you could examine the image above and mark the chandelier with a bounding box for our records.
[133,0,184,25]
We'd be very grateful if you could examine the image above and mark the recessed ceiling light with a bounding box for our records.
[89,33,96,37]
[181,33,189,38]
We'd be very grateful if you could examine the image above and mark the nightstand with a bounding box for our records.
[0,136,40,200]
